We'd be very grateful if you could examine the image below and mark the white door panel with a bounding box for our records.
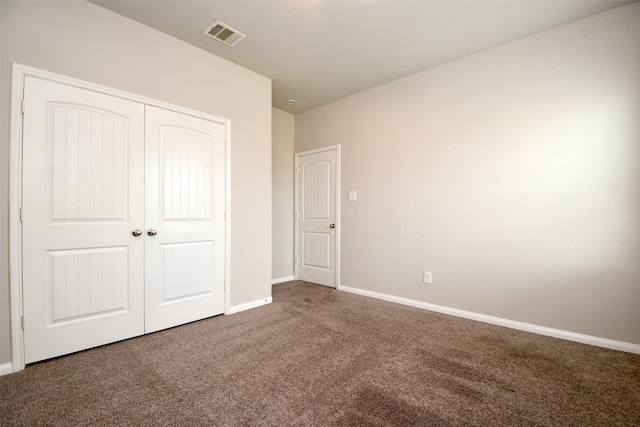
[144,105,226,333]
[22,77,145,363]
[302,232,331,269]
[296,148,338,287]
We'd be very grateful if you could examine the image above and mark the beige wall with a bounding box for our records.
[0,1,272,365]
[272,108,295,281]
[296,4,640,344]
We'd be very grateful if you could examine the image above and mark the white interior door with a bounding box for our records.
[144,106,226,333]
[22,77,146,364]
[296,147,339,287]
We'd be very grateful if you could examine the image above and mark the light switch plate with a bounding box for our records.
[348,191,357,201]
[423,272,432,284]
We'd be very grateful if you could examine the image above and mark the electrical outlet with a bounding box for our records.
[423,272,432,284]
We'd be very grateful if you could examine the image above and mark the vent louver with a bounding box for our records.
[203,21,246,47]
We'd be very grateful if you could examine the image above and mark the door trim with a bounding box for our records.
[9,63,232,373]
[294,145,341,289]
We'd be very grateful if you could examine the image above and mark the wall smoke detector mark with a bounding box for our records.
[203,21,246,47]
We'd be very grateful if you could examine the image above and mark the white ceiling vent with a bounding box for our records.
[203,21,246,47]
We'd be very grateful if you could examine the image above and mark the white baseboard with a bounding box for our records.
[271,276,295,285]
[229,296,273,314]
[340,285,640,355]
[0,362,14,376]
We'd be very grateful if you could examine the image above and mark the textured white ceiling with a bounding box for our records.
[91,0,635,114]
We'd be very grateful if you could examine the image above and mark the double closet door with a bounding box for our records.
[22,77,226,364]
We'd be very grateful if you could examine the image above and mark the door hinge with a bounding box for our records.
[19,207,24,223]
[21,315,25,330]
[21,99,25,114]
[296,167,300,174]
[224,211,227,221]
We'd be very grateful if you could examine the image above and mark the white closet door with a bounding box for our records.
[22,77,146,364]
[144,105,226,333]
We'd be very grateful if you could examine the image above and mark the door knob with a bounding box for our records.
[329,224,335,229]
[147,228,158,236]
[132,229,142,237]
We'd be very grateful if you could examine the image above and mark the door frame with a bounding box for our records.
[9,64,232,373]
[294,145,341,289]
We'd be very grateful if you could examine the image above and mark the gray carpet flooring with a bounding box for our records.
[1,281,639,426]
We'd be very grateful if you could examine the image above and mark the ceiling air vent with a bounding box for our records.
[203,20,246,47]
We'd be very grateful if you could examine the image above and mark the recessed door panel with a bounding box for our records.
[161,241,215,301]
[303,161,331,220]
[302,232,330,269]
[49,105,129,221]
[161,127,214,220]
[49,247,128,321]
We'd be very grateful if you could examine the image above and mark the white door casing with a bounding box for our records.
[295,146,340,287]
[22,77,146,363]
[13,66,230,368]
[144,105,226,333]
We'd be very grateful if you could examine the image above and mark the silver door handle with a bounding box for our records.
[147,228,158,236]
[330,224,335,229]
[132,229,143,237]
